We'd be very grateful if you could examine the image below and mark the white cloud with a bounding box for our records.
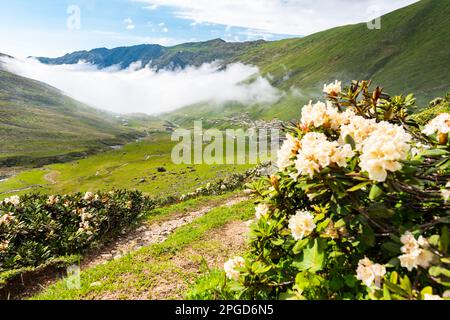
[134,0,419,36]
[163,27,169,33]
[124,18,136,30]
[1,57,281,115]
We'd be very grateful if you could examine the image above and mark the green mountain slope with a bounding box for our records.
[166,0,450,122]
[0,64,145,167]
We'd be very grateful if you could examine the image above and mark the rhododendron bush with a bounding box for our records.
[221,81,450,300]
[0,190,154,283]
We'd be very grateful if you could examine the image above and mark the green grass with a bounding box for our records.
[31,198,254,300]
[0,133,255,199]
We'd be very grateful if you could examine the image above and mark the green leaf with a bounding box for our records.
[292,238,309,254]
[369,184,383,200]
[399,276,412,296]
[362,225,375,247]
[347,181,371,192]
[440,226,449,253]
[345,134,356,150]
[292,239,326,273]
[423,149,449,157]
[390,271,398,284]
[367,203,395,218]
[420,286,433,300]
[429,266,450,278]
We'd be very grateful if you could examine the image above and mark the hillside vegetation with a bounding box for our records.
[0,65,155,166]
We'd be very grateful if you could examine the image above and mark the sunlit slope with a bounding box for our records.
[237,0,449,111]
[0,67,143,166]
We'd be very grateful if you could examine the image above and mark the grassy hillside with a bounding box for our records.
[0,66,160,167]
[0,133,255,200]
[165,0,450,122]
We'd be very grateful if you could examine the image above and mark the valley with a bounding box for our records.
[0,0,449,302]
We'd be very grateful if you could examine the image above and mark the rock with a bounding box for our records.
[90,281,102,287]
[157,167,167,173]
[139,178,146,183]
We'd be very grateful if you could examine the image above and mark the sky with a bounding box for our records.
[0,0,419,58]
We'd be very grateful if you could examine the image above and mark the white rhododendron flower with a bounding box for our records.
[83,192,94,201]
[288,210,316,240]
[399,232,435,271]
[356,257,386,288]
[359,122,412,182]
[340,116,378,151]
[422,113,450,136]
[277,134,301,171]
[424,294,443,300]
[224,256,246,281]
[255,203,270,220]
[292,133,354,179]
[3,195,20,206]
[442,181,450,202]
[0,240,10,252]
[301,100,341,130]
[0,212,15,226]
[47,195,59,205]
[323,80,342,96]
[442,189,450,202]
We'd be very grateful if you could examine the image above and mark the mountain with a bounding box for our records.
[0,59,146,167]
[36,39,266,70]
[165,0,450,122]
[36,0,450,122]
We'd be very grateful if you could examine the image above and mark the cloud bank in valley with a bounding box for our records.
[1,57,281,115]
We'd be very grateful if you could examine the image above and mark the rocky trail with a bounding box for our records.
[82,195,249,269]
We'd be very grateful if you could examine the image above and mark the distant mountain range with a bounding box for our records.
[37,39,265,70]
[37,0,450,122]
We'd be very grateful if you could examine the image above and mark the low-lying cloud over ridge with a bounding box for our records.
[1,57,281,115]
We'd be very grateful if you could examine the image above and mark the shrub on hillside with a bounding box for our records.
[0,190,154,277]
[210,81,450,300]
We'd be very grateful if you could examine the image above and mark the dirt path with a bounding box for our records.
[91,219,252,300]
[82,195,249,269]
[7,194,251,300]
[44,170,59,185]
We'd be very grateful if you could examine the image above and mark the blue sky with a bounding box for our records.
[0,0,418,58]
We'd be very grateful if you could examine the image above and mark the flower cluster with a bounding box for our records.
[224,256,246,281]
[255,203,270,220]
[398,232,435,271]
[359,122,412,182]
[323,80,342,97]
[288,210,316,240]
[276,134,301,171]
[213,81,450,301]
[292,132,355,179]
[356,257,386,288]
[422,113,450,136]
[278,97,414,183]
[3,195,20,207]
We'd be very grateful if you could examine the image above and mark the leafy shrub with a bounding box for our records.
[0,164,268,288]
[0,190,155,278]
[216,81,450,300]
